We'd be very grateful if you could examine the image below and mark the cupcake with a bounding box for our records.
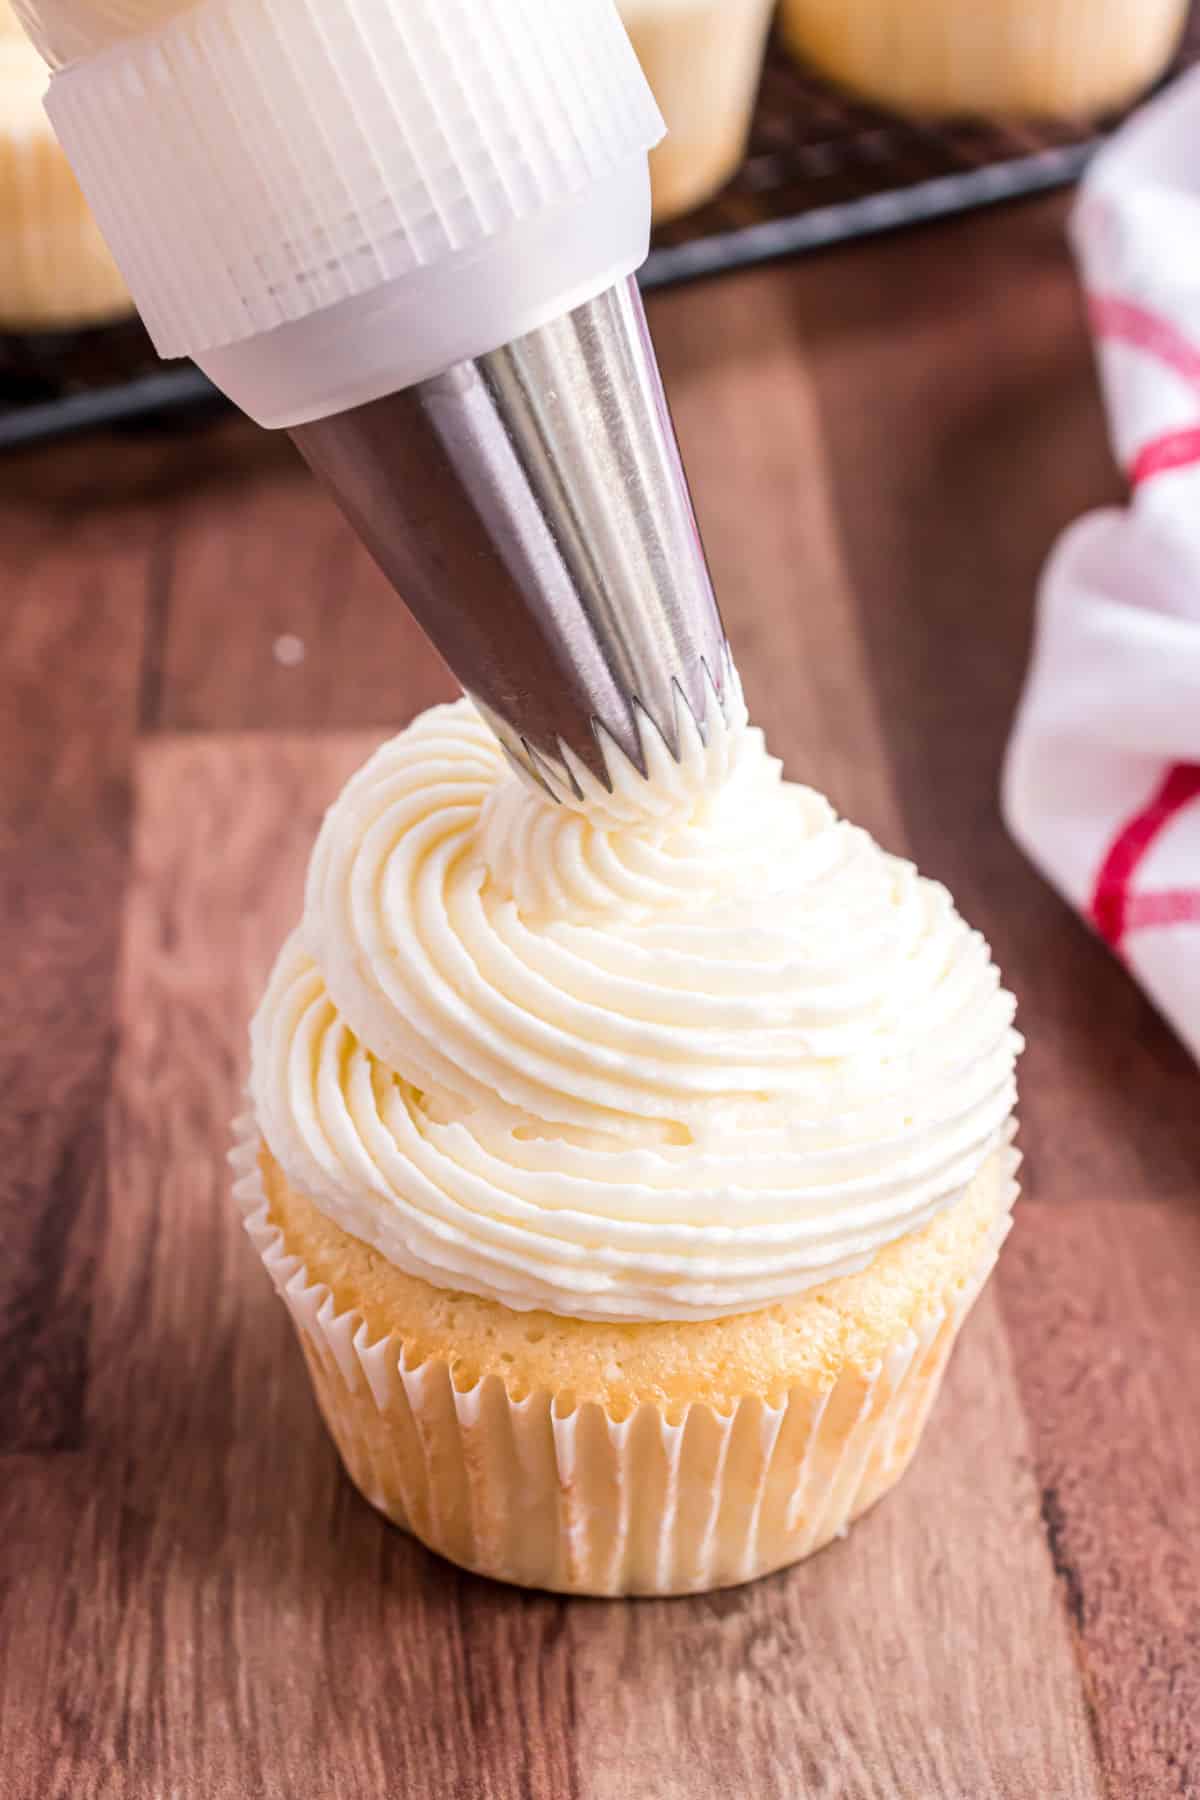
[0,0,130,330]
[779,0,1189,119]
[618,0,773,222]
[236,692,1021,1596]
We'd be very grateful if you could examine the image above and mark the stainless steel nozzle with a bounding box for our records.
[290,275,730,797]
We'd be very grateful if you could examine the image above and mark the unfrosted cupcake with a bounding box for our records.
[236,691,1021,1596]
[618,0,773,222]
[0,0,130,329]
[779,0,1189,118]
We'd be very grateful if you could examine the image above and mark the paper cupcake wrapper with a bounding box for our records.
[231,1111,1015,1596]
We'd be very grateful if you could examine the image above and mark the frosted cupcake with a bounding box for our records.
[618,0,773,222]
[236,690,1021,1595]
[779,0,1189,119]
[0,0,129,329]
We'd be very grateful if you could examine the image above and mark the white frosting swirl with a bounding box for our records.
[251,693,1020,1322]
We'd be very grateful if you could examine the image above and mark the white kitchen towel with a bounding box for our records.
[1002,66,1200,1062]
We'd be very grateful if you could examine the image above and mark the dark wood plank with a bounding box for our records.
[0,1454,108,1799]
[0,446,157,1451]
[1002,1200,1200,1798]
[0,847,121,1453]
[153,427,455,732]
[1,439,157,845]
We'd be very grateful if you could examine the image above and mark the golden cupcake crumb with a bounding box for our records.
[262,1140,1014,1420]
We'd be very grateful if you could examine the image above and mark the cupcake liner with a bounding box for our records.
[231,1110,1015,1596]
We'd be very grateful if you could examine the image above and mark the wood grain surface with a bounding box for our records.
[2,192,1197,1798]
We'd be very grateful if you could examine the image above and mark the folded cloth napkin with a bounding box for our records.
[1003,67,1200,1062]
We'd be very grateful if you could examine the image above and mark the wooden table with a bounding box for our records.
[4,192,1199,1800]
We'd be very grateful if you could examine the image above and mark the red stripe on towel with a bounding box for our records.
[1089,764,1200,952]
[1129,424,1200,486]
[1088,294,1200,391]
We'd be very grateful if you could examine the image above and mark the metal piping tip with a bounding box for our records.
[291,276,732,798]
[474,647,736,804]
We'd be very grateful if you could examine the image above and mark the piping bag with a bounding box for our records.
[23,0,734,798]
